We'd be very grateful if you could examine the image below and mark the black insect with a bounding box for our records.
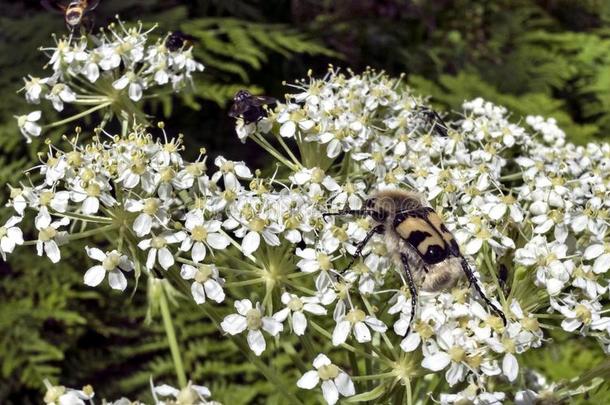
[228,90,277,124]
[416,106,449,137]
[165,30,198,52]
[41,0,100,31]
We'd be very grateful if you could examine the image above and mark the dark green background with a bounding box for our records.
[1,1,609,403]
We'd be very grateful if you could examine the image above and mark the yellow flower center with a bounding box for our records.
[316,253,332,271]
[194,265,213,283]
[346,308,366,324]
[317,364,340,380]
[449,346,466,363]
[143,199,160,215]
[102,252,121,271]
[39,227,57,241]
[287,297,304,311]
[151,236,167,249]
[246,308,262,330]
[191,225,208,242]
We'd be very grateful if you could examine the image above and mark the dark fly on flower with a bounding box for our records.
[416,105,449,137]
[324,189,506,335]
[165,30,198,52]
[228,90,277,124]
[41,0,100,32]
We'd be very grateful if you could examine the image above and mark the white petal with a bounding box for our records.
[133,213,152,236]
[27,110,41,121]
[332,320,351,346]
[335,372,355,397]
[220,314,247,335]
[108,269,128,291]
[180,264,197,280]
[204,279,225,303]
[353,322,371,343]
[129,82,142,101]
[234,299,253,315]
[112,75,129,89]
[593,253,610,274]
[234,164,252,178]
[303,303,326,315]
[154,384,180,396]
[321,380,339,405]
[313,353,332,369]
[365,317,387,332]
[84,265,106,287]
[86,246,106,262]
[280,121,296,138]
[465,238,483,255]
[207,233,230,250]
[296,370,320,389]
[157,247,174,270]
[502,353,519,382]
[191,241,206,262]
[44,240,60,263]
[292,311,308,335]
[191,282,206,304]
[262,317,283,336]
[583,244,605,260]
[242,231,260,255]
[400,333,421,352]
[421,352,451,371]
[247,329,266,356]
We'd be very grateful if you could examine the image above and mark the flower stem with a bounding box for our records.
[43,102,112,129]
[159,284,188,388]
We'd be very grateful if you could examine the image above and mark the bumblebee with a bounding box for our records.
[325,189,506,334]
[41,0,100,31]
[228,90,277,124]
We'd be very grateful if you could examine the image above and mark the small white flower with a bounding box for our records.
[113,72,144,101]
[152,380,214,405]
[138,232,185,270]
[83,247,134,291]
[332,307,387,346]
[180,264,225,304]
[296,353,355,405]
[35,212,68,263]
[220,299,283,356]
[0,216,24,260]
[16,111,42,142]
[180,212,229,262]
[274,292,327,336]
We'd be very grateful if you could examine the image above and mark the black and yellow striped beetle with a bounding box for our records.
[325,189,506,335]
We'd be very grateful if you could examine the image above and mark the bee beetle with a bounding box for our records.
[325,189,506,334]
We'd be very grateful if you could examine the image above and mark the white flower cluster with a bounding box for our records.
[43,379,220,405]
[16,19,203,142]
[8,69,608,403]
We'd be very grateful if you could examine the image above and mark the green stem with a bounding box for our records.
[482,245,508,310]
[43,102,112,129]
[66,223,118,241]
[274,133,302,168]
[159,284,188,387]
[351,372,395,381]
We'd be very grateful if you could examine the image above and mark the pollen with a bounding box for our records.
[190,225,208,241]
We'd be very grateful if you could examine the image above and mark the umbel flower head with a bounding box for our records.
[7,68,609,403]
[16,18,204,142]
